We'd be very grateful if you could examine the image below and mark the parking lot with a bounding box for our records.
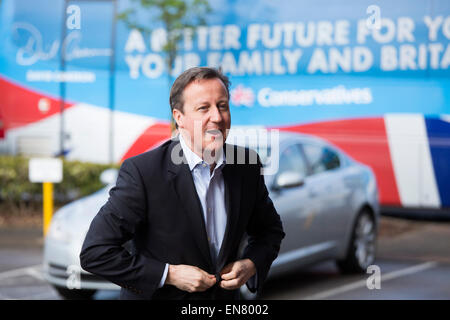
[1,215,449,300]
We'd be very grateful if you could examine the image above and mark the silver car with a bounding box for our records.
[43,132,379,299]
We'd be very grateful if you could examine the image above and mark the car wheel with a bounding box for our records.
[239,284,259,300]
[54,286,96,300]
[336,210,376,274]
[237,236,260,300]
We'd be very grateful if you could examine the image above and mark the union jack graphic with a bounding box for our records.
[230,84,255,107]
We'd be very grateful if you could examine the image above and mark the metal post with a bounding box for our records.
[59,0,68,158]
[108,0,117,164]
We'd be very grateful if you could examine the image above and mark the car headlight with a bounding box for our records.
[366,170,378,201]
[46,212,72,243]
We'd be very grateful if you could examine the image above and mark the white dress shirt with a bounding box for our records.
[158,133,228,286]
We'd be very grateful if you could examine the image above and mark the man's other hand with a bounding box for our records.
[165,264,217,293]
[219,259,256,290]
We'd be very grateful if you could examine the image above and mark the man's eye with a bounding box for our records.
[219,104,229,110]
[198,106,208,110]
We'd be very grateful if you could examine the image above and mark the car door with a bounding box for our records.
[301,143,350,250]
[269,142,315,255]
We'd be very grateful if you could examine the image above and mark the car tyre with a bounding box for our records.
[336,209,376,274]
[54,286,96,300]
[239,284,259,300]
[237,235,260,300]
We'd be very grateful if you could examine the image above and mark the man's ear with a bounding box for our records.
[172,108,183,128]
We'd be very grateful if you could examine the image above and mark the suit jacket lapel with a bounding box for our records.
[167,140,214,270]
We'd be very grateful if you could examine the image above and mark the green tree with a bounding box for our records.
[118,0,211,131]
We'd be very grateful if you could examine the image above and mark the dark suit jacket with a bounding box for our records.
[80,137,285,300]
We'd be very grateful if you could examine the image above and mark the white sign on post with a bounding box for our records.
[29,158,63,183]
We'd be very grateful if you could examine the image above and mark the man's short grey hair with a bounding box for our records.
[169,67,231,114]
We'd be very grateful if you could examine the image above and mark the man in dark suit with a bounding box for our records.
[80,67,285,300]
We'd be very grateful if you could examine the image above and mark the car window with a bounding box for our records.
[278,144,308,176]
[322,147,341,170]
[302,144,340,174]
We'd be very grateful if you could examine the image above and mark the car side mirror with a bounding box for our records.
[273,171,305,191]
[100,168,118,185]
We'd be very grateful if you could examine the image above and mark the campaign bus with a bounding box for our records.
[0,0,449,215]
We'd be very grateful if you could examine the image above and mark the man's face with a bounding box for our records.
[173,78,231,158]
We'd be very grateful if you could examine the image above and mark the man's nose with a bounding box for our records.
[210,105,223,122]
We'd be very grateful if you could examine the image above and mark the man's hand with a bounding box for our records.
[165,264,217,293]
[219,259,256,290]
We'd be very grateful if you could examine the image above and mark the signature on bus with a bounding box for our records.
[12,22,111,66]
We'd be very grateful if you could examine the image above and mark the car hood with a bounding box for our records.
[52,185,111,237]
